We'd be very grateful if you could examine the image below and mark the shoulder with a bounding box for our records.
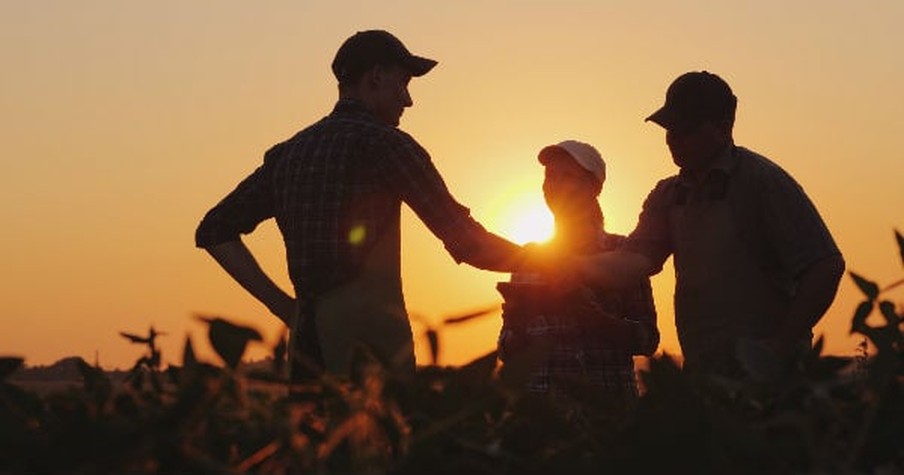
[347,125,430,167]
[734,146,801,187]
[639,174,682,211]
[650,174,682,196]
[259,121,327,165]
[387,128,429,154]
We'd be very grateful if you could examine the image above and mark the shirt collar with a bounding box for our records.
[331,98,378,120]
[677,144,738,185]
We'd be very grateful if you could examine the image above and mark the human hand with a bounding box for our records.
[522,245,581,293]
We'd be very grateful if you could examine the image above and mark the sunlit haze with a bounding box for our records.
[1,1,902,369]
[489,183,555,245]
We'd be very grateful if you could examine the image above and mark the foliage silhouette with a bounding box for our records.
[410,305,498,365]
[0,229,901,473]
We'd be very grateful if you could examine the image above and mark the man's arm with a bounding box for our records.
[373,133,526,273]
[736,252,845,381]
[572,250,657,290]
[753,160,847,356]
[195,154,294,323]
[564,179,672,289]
[771,253,845,353]
[459,232,527,272]
[203,240,296,326]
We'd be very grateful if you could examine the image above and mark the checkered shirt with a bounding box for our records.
[498,233,659,397]
[196,99,508,300]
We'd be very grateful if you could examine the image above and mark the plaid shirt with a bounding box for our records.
[498,232,659,397]
[196,99,514,301]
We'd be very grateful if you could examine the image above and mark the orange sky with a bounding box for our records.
[1,1,902,369]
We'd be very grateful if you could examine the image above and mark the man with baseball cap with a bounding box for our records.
[567,71,845,381]
[196,30,527,380]
[497,140,658,398]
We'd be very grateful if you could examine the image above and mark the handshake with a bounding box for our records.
[517,243,583,288]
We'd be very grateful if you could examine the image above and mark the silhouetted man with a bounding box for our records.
[195,30,525,379]
[567,72,844,380]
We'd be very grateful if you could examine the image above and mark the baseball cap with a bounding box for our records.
[538,140,606,185]
[331,30,438,83]
[645,71,737,131]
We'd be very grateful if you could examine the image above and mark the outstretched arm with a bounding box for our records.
[572,250,657,290]
[203,240,296,326]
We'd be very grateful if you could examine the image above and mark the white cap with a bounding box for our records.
[538,140,606,185]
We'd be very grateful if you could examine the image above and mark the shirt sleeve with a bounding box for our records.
[195,155,276,248]
[373,131,515,265]
[621,179,675,272]
[756,164,841,277]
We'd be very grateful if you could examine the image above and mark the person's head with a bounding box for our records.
[646,71,736,171]
[331,30,437,127]
[538,140,605,218]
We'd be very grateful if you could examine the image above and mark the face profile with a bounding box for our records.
[542,152,601,217]
[330,30,433,128]
[664,120,732,171]
[370,66,413,127]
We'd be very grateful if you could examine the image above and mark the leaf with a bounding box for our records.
[896,229,904,268]
[849,272,879,301]
[182,336,198,369]
[851,301,873,334]
[272,330,287,375]
[812,335,825,356]
[119,331,149,344]
[883,278,904,293]
[197,316,262,370]
[149,349,161,370]
[0,357,24,380]
[878,301,902,327]
[867,326,898,354]
[442,306,498,325]
[426,328,439,366]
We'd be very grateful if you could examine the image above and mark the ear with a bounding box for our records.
[700,120,731,142]
[715,119,734,138]
[365,65,384,89]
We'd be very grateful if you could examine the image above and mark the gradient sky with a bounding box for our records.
[2,1,902,369]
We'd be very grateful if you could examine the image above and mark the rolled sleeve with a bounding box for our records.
[757,165,841,277]
[373,132,495,263]
[195,161,275,248]
[622,179,675,272]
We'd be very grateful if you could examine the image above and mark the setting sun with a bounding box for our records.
[491,191,555,245]
[1,0,901,374]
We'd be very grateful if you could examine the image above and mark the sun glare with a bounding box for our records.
[492,191,555,245]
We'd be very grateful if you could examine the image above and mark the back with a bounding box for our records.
[266,101,409,299]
